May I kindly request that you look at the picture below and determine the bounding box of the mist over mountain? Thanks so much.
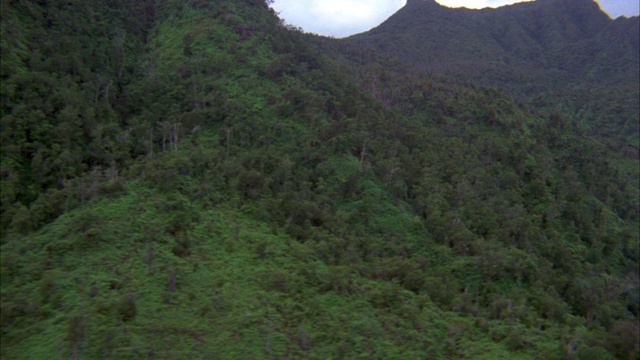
[330,0,639,143]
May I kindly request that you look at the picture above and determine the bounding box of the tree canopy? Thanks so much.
[1,0,638,359]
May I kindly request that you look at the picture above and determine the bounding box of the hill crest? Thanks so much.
[334,0,639,142]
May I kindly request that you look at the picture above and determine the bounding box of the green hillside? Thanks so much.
[1,0,638,359]
[331,0,640,146]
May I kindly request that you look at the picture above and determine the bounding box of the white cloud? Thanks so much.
[437,0,639,15]
[596,0,640,18]
[271,0,639,38]
[271,0,406,37]
[435,0,533,9]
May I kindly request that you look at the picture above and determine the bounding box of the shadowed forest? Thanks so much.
[1,0,638,359]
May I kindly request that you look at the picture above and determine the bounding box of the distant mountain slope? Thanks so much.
[331,0,639,144]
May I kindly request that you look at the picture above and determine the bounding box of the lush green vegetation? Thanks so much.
[1,0,638,359]
[332,0,640,146]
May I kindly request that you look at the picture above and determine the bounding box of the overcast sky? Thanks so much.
[270,0,640,38]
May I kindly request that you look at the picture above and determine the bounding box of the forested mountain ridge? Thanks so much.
[330,0,639,145]
[1,0,638,359]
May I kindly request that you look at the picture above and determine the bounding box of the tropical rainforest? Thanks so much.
[0,0,638,359]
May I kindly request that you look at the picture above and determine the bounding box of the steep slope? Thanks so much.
[332,0,639,144]
[1,0,638,359]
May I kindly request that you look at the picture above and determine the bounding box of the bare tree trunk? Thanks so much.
[387,166,400,186]
[566,334,580,358]
[109,159,118,179]
[359,141,367,173]
[172,122,179,151]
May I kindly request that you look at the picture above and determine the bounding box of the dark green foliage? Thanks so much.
[0,0,637,359]
[117,293,137,322]
[326,0,639,145]
[609,321,640,359]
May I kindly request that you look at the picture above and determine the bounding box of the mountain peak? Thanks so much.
[344,0,634,103]
[406,0,439,5]
[403,0,442,11]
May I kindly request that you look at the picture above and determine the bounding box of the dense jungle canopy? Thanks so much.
[1,0,638,358]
